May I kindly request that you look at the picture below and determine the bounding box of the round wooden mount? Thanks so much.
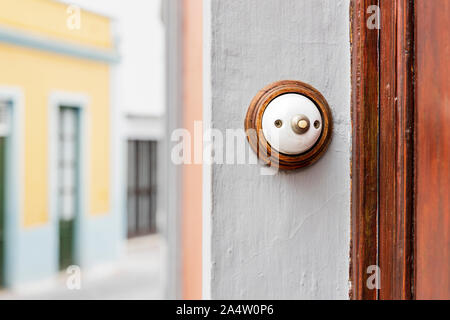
[244,80,333,170]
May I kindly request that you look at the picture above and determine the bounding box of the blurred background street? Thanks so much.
[0,235,163,300]
[0,0,169,300]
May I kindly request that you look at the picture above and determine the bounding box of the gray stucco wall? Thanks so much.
[207,0,351,299]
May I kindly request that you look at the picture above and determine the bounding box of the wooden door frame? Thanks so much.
[350,0,415,300]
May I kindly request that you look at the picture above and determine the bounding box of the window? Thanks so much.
[0,100,10,137]
[58,107,80,270]
[127,140,157,238]
[0,100,9,286]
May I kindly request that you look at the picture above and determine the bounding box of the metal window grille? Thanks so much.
[127,140,157,238]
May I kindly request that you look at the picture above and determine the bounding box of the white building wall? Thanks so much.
[205,0,351,299]
[63,0,166,259]
[66,0,165,119]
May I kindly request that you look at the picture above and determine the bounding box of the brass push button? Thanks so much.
[291,115,311,135]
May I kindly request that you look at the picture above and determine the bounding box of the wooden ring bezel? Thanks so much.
[244,80,333,170]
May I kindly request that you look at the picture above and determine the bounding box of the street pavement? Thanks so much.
[0,235,164,300]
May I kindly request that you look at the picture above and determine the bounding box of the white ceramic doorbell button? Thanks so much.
[261,93,323,155]
[245,80,332,170]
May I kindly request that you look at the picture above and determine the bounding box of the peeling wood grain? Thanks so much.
[351,0,415,300]
[378,0,415,300]
[350,0,379,300]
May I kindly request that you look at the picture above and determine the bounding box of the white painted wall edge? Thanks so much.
[202,0,212,300]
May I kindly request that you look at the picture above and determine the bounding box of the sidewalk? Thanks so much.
[0,235,164,300]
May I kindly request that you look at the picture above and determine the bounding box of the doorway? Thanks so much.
[0,99,10,287]
[0,128,5,287]
[126,140,157,238]
[57,106,80,270]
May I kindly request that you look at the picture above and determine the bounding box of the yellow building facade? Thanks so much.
[0,0,120,287]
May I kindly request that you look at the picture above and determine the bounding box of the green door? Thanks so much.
[58,107,79,270]
[59,219,74,270]
[0,137,5,286]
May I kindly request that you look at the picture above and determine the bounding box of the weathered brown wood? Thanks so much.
[415,0,450,300]
[245,80,333,170]
[351,0,417,300]
[350,0,379,300]
[378,0,415,300]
